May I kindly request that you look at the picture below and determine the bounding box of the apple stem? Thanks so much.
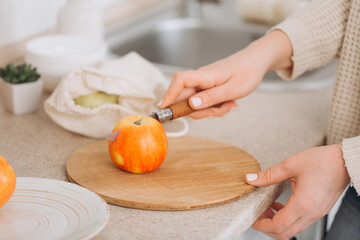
[134,117,145,125]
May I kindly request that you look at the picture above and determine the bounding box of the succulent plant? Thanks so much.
[0,63,40,84]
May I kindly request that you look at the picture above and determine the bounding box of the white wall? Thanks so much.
[0,0,123,48]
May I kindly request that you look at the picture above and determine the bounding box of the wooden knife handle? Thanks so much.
[168,99,195,120]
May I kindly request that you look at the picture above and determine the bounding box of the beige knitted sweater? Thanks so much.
[274,0,360,195]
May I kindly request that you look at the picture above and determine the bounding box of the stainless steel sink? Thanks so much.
[107,7,337,91]
[111,18,265,70]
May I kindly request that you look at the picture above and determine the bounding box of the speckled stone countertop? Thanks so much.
[0,87,332,240]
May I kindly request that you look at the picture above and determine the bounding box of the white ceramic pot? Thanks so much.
[57,0,104,42]
[0,77,43,115]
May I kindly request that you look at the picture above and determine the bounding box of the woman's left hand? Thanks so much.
[246,144,350,240]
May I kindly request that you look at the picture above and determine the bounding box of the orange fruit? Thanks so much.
[0,155,16,207]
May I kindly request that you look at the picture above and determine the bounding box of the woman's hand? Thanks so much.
[159,30,293,119]
[246,144,350,240]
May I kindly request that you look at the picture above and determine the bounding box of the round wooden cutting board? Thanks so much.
[66,136,260,211]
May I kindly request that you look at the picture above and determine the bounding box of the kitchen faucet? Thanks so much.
[182,0,221,18]
[181,0,237,20]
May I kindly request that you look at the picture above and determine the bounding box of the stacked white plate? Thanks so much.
[26,35,107,92]
[0,177,109,240]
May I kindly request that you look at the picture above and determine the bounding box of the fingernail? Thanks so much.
[246,173,258,181]
[191,97,202,108]
[230,106,237,111]
[157,99,163,107]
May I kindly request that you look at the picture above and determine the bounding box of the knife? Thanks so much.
[106,99,195,142]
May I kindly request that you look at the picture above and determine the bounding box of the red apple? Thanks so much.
[108,115,168,173]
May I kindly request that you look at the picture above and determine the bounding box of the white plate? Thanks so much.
[0,177,109,240]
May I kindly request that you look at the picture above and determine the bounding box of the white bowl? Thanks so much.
[26,35,107,92]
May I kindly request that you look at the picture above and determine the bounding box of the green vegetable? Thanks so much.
[73,92,119,108]
[0,63,40,84]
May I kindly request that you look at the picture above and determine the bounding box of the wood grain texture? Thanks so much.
[66,136,260,211]
[169,99,194,119]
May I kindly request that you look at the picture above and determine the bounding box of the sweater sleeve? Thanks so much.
[342,136,360,195]
[272,0,351,80]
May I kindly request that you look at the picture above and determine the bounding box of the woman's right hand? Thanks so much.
[158,30,293,119]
